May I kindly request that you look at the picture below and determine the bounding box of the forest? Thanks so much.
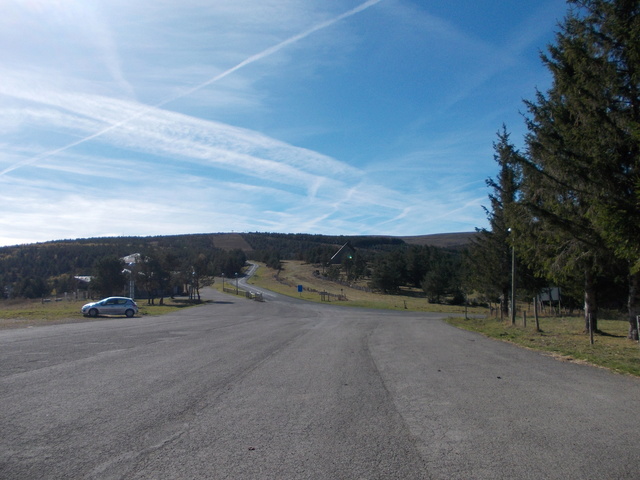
[0,231,465,306]
[0,235,247,303]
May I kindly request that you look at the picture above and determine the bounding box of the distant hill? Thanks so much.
[0,231,477,254]
[0,231,478,299]
[400,232,477,249]
[206,232,477,253]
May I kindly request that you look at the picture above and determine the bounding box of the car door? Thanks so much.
[114,298,127,315]
[103,298,119,314]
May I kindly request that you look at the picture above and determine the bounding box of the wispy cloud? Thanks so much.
[1,0,385,177]
[0,0,564,245]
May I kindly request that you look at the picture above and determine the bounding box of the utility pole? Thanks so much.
[511,243,516,325]
[508,228,516,326]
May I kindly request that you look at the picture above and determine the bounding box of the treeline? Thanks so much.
[368,245,465,304]
[1,231,466,305]
[242,232,404,268]
[0,235,246,301]
[465,0,640,338]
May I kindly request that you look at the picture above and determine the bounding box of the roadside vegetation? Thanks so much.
[447,314,640,377]
[454,1,640,375]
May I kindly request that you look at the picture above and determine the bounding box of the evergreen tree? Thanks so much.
[369,250,406,293]
[406,245,433,288]
[520,0,640,336]
[422,255,460,304]
[91,256,125,297]
[467,126,522,316]
[139,253,171,305]
[17,277,49,299]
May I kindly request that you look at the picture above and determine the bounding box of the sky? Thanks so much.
[0,0,570,247]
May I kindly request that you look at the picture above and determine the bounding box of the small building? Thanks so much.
[329,242,356,265]
[123,253,141,265]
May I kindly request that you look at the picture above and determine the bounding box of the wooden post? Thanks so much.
[523,311,527,328]
[589,314,594,345]
[534,297,541,332]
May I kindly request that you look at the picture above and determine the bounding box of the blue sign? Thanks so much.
[297,285,303,293]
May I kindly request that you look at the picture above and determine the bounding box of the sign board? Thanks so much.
[297,285,303,293]
[539,287,561,302]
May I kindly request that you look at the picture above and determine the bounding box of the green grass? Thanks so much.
[446,315,640,376]
[0,299,84,320]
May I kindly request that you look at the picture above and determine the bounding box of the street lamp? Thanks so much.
[235,272,238,295]
[508,228,516,326]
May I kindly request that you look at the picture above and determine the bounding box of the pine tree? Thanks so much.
[521,0,640,337]
[467,126,521,316]
[92,256,125,298]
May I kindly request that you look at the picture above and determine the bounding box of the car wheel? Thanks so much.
[125,309,135,318]
[89,308,98,318]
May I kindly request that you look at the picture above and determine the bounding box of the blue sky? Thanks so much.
[0,0,568,246]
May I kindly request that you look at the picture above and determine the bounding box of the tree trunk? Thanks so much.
[627,271,640,340]
[584,269,598,333]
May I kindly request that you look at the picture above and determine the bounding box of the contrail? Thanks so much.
[1,0,385,177]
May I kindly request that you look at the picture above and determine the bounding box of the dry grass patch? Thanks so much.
[447,315,640,376]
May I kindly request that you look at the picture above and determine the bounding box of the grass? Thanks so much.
[446,315,640,376]
[0,296,200,329]
[247,260,487,314]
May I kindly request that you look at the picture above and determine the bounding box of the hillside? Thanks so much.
[210,232,477,252]
[0,231,476,300]
[400,232,477,248]
[211,233,254,252]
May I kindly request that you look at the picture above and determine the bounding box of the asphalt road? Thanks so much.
[1,287,640,479]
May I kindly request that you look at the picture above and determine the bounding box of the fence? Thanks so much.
[222,286,264,302]
[42,291,89,303]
